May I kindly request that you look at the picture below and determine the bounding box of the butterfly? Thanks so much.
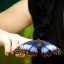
[14,39,63,58]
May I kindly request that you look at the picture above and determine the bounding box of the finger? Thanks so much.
[4,38,11,56]
[11,39,19,54]
[16,35,32,46]
[10,34,32,46]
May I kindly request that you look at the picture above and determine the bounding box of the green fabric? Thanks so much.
[20,25,33,39]
[0,0,33,64]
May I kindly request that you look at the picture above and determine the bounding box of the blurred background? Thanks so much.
[0,0,33,64]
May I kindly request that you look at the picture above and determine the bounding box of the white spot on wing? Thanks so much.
[41,47,49,53]
[22,44,32,50]
[46,44,57,51]
[30,46,38,52]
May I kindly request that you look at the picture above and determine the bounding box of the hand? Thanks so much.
[0,29,32,57]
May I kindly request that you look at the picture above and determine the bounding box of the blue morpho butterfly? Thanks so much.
[14,39,63,58]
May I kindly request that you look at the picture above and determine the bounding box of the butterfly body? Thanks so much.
[14,39,64,58]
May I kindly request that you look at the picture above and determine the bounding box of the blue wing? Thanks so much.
[41,40,58,57]
[14,40,58,57]
[41,40,57,53]
[14,40,38,56]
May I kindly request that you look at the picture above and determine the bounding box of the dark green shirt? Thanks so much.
[0,0,19,12]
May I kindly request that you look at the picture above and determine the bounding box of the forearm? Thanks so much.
[0,0,32,33]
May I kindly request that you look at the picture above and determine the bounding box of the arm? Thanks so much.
[0,0,32,56]
[0,28,32,56]
[0,0,32,33]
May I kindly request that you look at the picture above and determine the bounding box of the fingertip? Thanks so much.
[4,38,11,56]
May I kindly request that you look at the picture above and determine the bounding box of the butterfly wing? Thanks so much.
[46,44,63,55]
[14,40,63,57]
[41,40,52,57]
[14,40,38,56]
[41,40,64,57]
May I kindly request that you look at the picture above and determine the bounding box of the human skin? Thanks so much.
[0,0,32,33]
[0,0,32,57]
